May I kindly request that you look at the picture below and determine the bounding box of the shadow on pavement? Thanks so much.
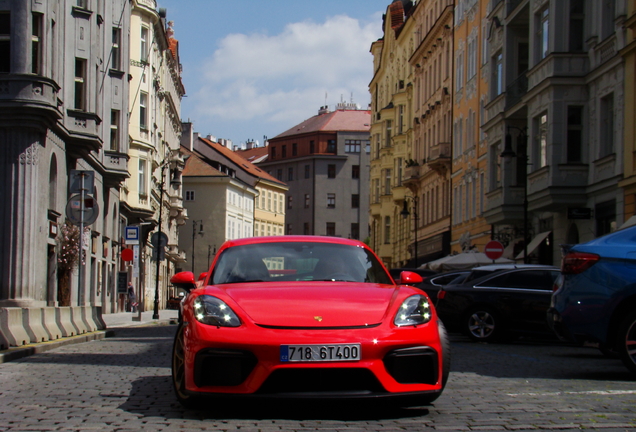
[119,375,433,421]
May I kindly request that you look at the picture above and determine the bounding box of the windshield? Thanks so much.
[210,242,393,285]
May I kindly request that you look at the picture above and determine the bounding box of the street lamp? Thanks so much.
[153,156,182,319]
[500,126,529,264]
[191,220,204,273]
[400,195,419,268]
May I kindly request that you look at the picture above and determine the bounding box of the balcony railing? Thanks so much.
[427,142,451,174]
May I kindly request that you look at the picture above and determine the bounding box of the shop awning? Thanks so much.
[515,231,551,260]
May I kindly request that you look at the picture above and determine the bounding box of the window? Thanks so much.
[140,27,149,62]
[467,36,477,81]
[327,193,335,208]
[351,194,359,208]
[185,190,195,201]
[282,145,287,158]
[287,224,292,235]
[352,165,360,179]
[493,52,503,97]
[600,94,614,157]
[489,143,501,189]
[385,120,392,147]
[304,223,310,235]
[304,164,310,179]
[74,58,87,110]
[267,191,271,211]
[535,113,548,168]
[569,0,585,51]
[398,105,404,134]
[76,0,88,8]
[345,140,361,153]
[287,167,293,181]
[328,164,336,178]
[326,222,336,236]
[138,159,147,196]
[304,194,310,208]
[110,110,120,151]
[384,169,392,195]
[309,141,315,153]
[139,92,148,129]
[384,216,391,244]
[327,140,336,153]
[32,13,43,74]
[601,0,615,39]
[567,106,583,162]
[0,12,10,73]
[287,195,292,209]
[292,143,297,156]
[456,51,464,90]
[595,200,615,237]
[350,223,360,240]
[537,8,549,61]
[271,147,276,159]
[276,169,283,181]
[112,27,121,70]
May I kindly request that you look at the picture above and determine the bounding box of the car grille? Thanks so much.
[383,347,438,385]
[194,349,257,387]
[257,368,385,394]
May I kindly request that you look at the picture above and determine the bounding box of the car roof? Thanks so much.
[220,235,366,248]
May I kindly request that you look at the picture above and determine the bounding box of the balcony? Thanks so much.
[103,151,129,180]
[427,142,451,175]
[505,73,528,111]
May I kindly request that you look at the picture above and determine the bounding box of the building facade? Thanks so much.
[261,105,370,241]
[122,1,186,312]
[449,0,492,254]
[483,0,626,264]
[0,0,131,347]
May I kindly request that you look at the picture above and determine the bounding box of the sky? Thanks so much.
[155,0,389,148]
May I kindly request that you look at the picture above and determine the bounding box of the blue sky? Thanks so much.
[156,0,388,147]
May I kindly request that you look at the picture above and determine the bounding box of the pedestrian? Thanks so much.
[127,282,138,313]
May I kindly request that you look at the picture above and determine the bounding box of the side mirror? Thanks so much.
[197,272,208,281]
[170,271,197,291]
[398,271,423,285]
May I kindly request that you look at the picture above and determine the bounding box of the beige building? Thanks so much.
[449,0,491,254]
[404,0,454,265]
[369,0,417,268]
[122,1,187,311]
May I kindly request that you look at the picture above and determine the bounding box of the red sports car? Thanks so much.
[169,236,450,408]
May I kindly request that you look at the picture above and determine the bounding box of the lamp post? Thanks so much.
[191,220,204,273]
[500,126,529,264]
[400,195,419,267]
[153,156,182,320]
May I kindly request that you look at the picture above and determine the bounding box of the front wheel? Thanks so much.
[172,324,199,408]
[464,307,504,342]
[617,310,636,374]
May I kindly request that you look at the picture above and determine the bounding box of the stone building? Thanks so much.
[483,0,626,264]
[0,0,130,347]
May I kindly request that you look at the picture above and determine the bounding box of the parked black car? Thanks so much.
[436,265,560,342]
[389,268,449,302]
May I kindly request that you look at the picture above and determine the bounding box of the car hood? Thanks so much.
[216,282,399,327]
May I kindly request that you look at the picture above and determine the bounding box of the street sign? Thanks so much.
[125,226,140,245]
[69,170,95,194]
[484,240,505,260]
[65,194,99,226]
[121,248,134,261]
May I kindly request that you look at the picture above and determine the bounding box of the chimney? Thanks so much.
[180,122,194,151]
[318,105,330,115]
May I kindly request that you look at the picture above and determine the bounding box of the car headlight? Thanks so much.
[193,295,241,327]
[394,295,432,326]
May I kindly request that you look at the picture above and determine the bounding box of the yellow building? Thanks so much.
[620,2,636,221]
[449,0,491,254]
[404,0,455,265]
[369,0,417,268]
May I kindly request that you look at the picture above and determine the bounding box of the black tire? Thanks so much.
[616,310,636,374]
[464,306,504,342]
[172,324,199,408]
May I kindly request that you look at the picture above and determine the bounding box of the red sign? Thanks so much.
[484,240,505,260]
[121,248,134,262]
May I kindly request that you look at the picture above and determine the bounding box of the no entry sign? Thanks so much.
[484,240,505,260]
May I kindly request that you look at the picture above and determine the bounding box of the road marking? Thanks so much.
[508,390,636,397]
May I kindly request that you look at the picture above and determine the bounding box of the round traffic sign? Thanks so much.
[65,193,99,226]
[484,240,505,260]
[121,248,134,261]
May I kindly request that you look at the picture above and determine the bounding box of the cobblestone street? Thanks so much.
[0,323,635,431]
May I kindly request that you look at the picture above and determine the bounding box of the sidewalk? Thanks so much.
[0,309,179,364]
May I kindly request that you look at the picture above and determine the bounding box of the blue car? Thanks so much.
[547,225,636,373]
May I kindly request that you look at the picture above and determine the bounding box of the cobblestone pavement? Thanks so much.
[0,323,635,431]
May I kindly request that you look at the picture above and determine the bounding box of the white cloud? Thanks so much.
[190,14,381,133]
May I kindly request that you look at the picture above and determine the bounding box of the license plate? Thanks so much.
[280,344,361,362]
